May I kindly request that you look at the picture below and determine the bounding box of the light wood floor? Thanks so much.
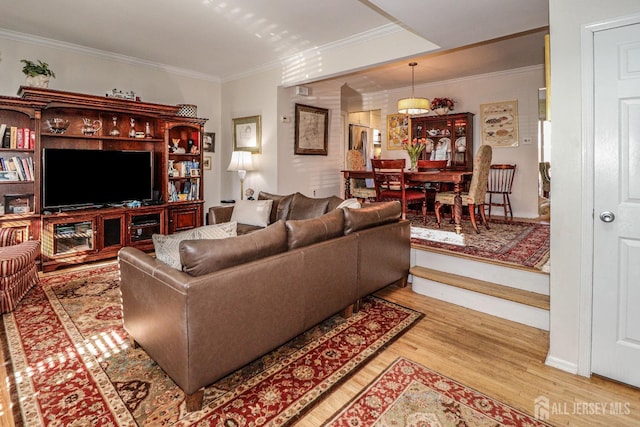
[3,277,639,426]
[298,284,640,426]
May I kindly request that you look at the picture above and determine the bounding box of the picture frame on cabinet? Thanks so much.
[203,156,212,170]
[387,114,410,150]
[294,103,328,155]
[233,116,261,153]
[203,132,215,152]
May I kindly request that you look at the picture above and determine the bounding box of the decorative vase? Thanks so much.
[409,155,418,171]
[25,75,50,88]
[433,107,449,116]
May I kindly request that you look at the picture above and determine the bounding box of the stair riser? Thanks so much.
[411,248,549,295]
[412,277,550,331]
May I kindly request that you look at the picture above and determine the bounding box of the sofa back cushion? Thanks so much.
[152,222,238,270]
[343,201,402,235]
[288,192,340,220]
[258,191,294,224]
[180,220,288,276]
[285,208,345,250]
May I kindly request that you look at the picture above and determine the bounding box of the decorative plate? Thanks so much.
[455,137,466,152]
[439,137,452,152]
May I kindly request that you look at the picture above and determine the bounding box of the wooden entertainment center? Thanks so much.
[0,87,207,271]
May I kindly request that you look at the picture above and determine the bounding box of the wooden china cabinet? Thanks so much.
[0,87,208,271]
[410,112,474,171]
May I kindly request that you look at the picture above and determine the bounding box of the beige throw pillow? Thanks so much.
[230,199,273,227]
[152,221,237,270]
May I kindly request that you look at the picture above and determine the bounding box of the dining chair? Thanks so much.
[346,149,376,203]
[415,159,448,212]
[434,144,492,233]
[486,164,517,219]
[371,158,426,222]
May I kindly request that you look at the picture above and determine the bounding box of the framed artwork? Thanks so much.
[203,132,215,152]
[294,103,328,155]
[480,100,519,147]
[233,115,261,153]
[203,156,212,170]
[387,114,410,150]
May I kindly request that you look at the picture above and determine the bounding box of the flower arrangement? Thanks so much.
[431,97,455,111]
[402,137,426,170]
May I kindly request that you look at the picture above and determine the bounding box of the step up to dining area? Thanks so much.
[410,246,550,331]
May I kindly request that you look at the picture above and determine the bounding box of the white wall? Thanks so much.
[546,0,640,375]
[306,66,544,218]
[0,34,222,213]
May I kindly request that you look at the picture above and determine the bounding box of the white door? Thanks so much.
[592,22,640,387]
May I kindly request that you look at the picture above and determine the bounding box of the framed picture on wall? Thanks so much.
[387,114,410,150]
[294,103,328,155]
[480,100,519,147]
[233,115,261,153]
[203,132,215,152]
[203,156,212,170]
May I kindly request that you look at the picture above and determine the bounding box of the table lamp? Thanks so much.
[227,151,255,200]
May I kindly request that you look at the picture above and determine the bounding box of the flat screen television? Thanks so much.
[42,148,154,210]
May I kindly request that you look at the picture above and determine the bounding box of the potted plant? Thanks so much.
[21,59,55,88]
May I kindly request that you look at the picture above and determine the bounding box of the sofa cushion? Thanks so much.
[285,208,345,250]
[336,198,361,210]
[180,220,288,277]
[258,191,294,224]
[326,195,345,211]
[343,201,402,235]
[152,222,238,269]
[230,199,273,228]
[287,192,331,220]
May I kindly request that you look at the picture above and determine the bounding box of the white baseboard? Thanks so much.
[545,355,580,375]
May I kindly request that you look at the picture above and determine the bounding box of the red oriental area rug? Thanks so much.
[1,263,422,426]
[408,214,550,271]
[323,357,552,427]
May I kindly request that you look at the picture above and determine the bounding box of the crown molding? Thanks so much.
[0,28,221,83]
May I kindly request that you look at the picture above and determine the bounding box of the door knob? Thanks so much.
[599,211,615,223]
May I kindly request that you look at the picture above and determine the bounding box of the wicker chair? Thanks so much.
[0,228,40,314]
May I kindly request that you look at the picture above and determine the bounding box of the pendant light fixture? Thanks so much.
[397,62,430,115]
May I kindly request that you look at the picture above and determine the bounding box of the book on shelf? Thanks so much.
[21,157,32,181]
[9,127,17,149]
[10,157,26,181]
[0,124,6,144]
[2,128,10,148]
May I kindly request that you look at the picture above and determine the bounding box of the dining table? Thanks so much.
[341,169,473,234]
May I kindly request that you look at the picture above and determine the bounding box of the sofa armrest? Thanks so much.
[208,205,234,225]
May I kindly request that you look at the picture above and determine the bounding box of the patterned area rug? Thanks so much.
[408,214,550,271]
[1,264,422,426]
[323,357,552,426]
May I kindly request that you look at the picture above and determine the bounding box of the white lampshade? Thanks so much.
[227,151,255,172]
[227,151,255,200]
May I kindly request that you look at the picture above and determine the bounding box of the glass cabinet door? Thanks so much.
[51,220,95,256]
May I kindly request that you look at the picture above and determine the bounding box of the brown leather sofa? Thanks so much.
[208,191,344,234]
[118,200,410,411]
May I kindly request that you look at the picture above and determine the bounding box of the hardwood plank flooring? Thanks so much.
[2,277,639,426]
[298,284,640,426]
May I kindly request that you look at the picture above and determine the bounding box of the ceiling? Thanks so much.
[0,0,549,93]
